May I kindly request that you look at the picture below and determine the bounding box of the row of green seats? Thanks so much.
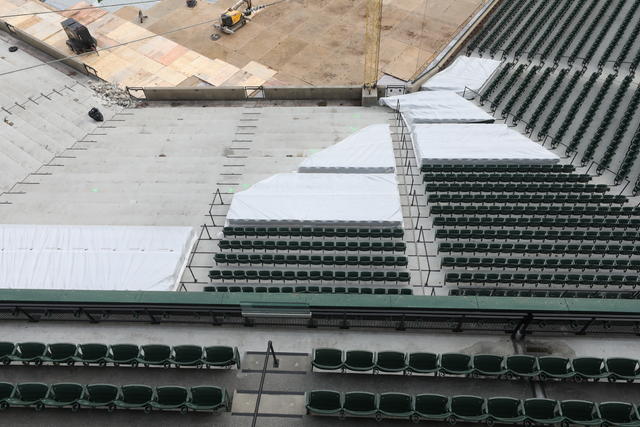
[214,253,408,267]
[451,288,639,300]
[432,204,640,217]
[312,349,640,382]
[439,242,640,256]
[434,216,640,229]
[306,391,640,426]
[0,342,239,369]
[442,256,640,271]
[218,240,406,252]
[0,383,228,413]
[209,270,410,283]
[425,183,608,194]
[445,272,640,287]
[420,164,575,173]
[222,226,403,239]
[204,286,412,295]
[423,172,590,183]
[427,193,626,204]
[436,228,640,242]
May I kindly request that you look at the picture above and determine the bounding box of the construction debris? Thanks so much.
[88,81,133,107]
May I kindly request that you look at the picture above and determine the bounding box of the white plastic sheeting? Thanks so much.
[421,56,502,94]
[0,225,196,291]
[412,124,560,165]
[227,173,403,226]
[379,91,494,125]
[298,124,395,174]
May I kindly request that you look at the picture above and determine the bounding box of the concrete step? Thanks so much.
[0,118,57,163]
[7,104,79,151]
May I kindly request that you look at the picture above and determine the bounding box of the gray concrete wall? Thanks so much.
[140,86,366,102]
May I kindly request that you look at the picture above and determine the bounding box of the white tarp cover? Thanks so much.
[298,124,395,173]
[379,91,494,125]
[421,56,502,94]
[413,124,560,165]
[227,173,403,226]
[0,225,196,291]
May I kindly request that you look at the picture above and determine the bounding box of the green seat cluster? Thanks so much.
[305,391,640,426]
[440,242,640,257]
[204,285,412,295]
[421,164,573,174]
[445,272,640,287]
[218,240,406,252]
[432,204,640,216]
[223,226,403,239]
[442,256,640,271]
[424,172,590,183]
[434,216,640,228]
[0,382,229,413]
[451,288,639,300]
[437,229,640,242]
[426,182,608,194]
[214,253,408,267]
[0,342,240,369]
[312,349,640,382]
[428,193,626,204]
[208,269,409,283]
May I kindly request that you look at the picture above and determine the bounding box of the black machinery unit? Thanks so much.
[61,18,97,54]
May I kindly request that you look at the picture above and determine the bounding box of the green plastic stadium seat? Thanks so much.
[523,399,563,425]
[375,351,407,373]
[150,386,188,412]
[305,390,342,416]
[572,357,606,380]
[343,392,377,416]
[41,383,84,409]
[407,352,438,374]
[11,342,46,364]
[606,358,640,382]
[77,384,119,410]
[186,386,228,412]
[172,345,203,367]
[486,397,525,424]
[472,354,506,377]
[137,344,171,367]
[0,342,15,365]
[414,394,450,421]
[0,382,15,409]
[450,395,488,423]
[378,393,413,418]
[7,382,49,408]
[560,400,601,426]
[42,343,77,365]
[506,355,539,378]
[440,353,472,375]
[344,350,375,371]
[114,384,154,411]
[312,348,343,371]
[598,402,640,427]
[203,346,239,368]
[106,344,140,366]
[538,356,574,380]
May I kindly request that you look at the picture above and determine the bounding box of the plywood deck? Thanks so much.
[0,0,485,86]
[0,0,276,87]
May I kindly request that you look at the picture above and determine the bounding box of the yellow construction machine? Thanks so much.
[214,0,286,35]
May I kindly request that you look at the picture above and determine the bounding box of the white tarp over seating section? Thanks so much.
[421,56,502,94]
[0,225,196,291]
[298,124,395,174]
[227,173,402,227]
[413,124,560,165]
[379,91,494,126]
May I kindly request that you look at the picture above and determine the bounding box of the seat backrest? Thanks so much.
[487,397,521,418]
[190,386,223,406]
[345,350,374,368]
[173,345,203,362]
[598,402,637,423]
[313,348,342,366]
[110,344,139,360]
[606,357,639,376]
[0,382,15,400]
[344,392,376,412]
[48,343,77,358]
[51,383,84,402]
[121,385,153,404]
[441,353,471,370]
[524,399,559,420]
[17,342,46,358]
[376,351,406,369]
[572,357,604,376]
[307,390,341,410]
[17,383,49,401]
[379,393,412,413]
[451,395,485,416]
[0,342,15,357]
[79,343,108,360]
[204,346,234,363]
[560,400,597,422]
[538,356,569,374]
[86,384,119,403]
[141,344,171,361]
[156,386,188,405]
[415,394,448,415]
[409,352,438,370]
[472,354,504,372]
